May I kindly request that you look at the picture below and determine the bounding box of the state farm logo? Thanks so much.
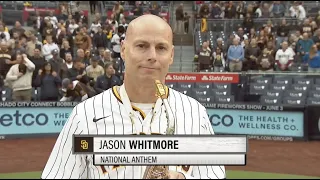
[201,76,209,81]
[165,75,173,80]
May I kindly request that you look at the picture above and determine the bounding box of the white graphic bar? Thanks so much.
[94,154,246,166]
[92,136,247,154]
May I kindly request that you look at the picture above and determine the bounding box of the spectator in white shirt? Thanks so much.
[42,36,59,61]
[111,26,125,58]
[68,19,79,35]
[275,41,295,71]
[0,24,10,42]
[89,19,101,36]
[297,2,306,21]
[48,11,58,29]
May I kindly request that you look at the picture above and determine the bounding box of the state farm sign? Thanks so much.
[165,73,239,83]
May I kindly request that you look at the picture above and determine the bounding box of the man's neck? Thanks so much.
[123,76,161,104]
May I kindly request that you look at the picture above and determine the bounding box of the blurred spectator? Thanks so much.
[260,3,271,18]
[94,62,121,94]
[42,20,56,42]
[257,30,267,50]
[243,13,254,33]
[184,12,191,34]
[60,40,73,59]
[235,27,248,44]
[113,1,124,21]
[26,32,43,57]
[132,1,144,16]
[68,19,79,35]
[77,49,90,66]
[60,78,96,102]
[312,29,320,48]
[89,18,102,36]
[5,54,35,101]
[300,19,313,38]
[75,27,92,52]
[49,49,67,79]
[63,53,74,70]
[0,24,10,42]
[30,47,45,87]
[111,26,125,58]
[275,41,294,71]
[248,28,257,40]
[271,1,285,18]
[276,19,289,49]
[297,2,306,21]
[0,42,14,80]
[93,26,108,49]
[34,62,61,101]
[12,40,26,60]
[296,33,314,63]
[150,3,160,16]
[213,47,226,72]
[258,48,275,72]
[78,11,88,25]
[227,38,244,72]
[194,42,212,71]
[9,21,25,38]
[99,49,113,67]
[244,38,261,71]
[174,3,184,34]
[42,36,59,61]
[211,1,222,19]
[289,1,300,19]
[266,41,276,58]
[86,56,104,81]
[214,38,227,55]
[89,1,98,14]
[67,59,90,84]
[224,1,236,19]
[236,1,245,19]
[303,44,320,72]
[48,11,58,29]
[8,32,20,49]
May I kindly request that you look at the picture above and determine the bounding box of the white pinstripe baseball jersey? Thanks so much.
[41,86,226,179]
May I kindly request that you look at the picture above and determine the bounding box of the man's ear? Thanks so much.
[120,40,126,62]
[169,45,174,65]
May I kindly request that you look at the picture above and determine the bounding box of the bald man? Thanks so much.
[41,15,226,179]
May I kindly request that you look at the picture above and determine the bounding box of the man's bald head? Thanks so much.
[125,14,173,44]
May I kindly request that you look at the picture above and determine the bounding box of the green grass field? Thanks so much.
[0,170,319,179]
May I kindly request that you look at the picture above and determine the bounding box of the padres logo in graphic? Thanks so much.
[81,140,88,150]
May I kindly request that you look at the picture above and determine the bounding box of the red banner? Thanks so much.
[165,73,239,83]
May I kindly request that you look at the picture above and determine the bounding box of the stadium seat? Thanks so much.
[263,90,283,98]
[212,89,231,96]
[260,96,282,105]
[282,97,306,105]
[273,76,293,85]
[284,90,307,99]
[308,90,320,98]
[307,97,320,105]
[176,82,194,89]
[293,78,314,86]
[311,84,320,91]
[194,96,215,103]
[269,84,290,91]
[290,84,310,92]
[251,77,272,84]
[1,87,12,101]
[192,88,212,97]
[212,83,231,90]
[249,83,269,95]
[194,83,212,89]
[215,95,234,103]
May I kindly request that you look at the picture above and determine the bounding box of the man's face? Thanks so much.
[75,61,83,70]
[106,65,115,75]
[13,32,19,39]
[233,38,239,45]
[46,37,53,44]
[104,51,111,59]
[238,28,244,35]
[121,19,174,82]
[15,21,21,28]
[65,54,72,62]
[303,33,308,40]
[1,43,7,50]
[77,50,84,58]
[282,42,288,49]
[34,49,40,56]
[250,39,257,46]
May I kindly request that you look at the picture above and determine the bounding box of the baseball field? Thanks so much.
[0,137,320,179]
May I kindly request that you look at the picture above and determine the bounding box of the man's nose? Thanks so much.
[147,47,157,61]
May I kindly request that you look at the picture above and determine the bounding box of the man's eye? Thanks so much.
[137,44,145,48]
[158,46,167,50]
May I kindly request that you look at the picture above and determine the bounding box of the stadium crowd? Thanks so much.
[194,1,320,73]
[0,1,169,102]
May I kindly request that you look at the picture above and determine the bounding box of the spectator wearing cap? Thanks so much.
[29,47,45,87]
[42,36,59,61]
[67,59,90,85]
[86,56,104,81]
[60,78,95,102]
[94,62,121,94]
[93,26,108,49]
[227,38,244,72]
[26,32,43,57]
[34,62,61,101]
[49,49,67,79]
[5,54,35,101]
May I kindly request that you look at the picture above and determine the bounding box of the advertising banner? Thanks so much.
[165,73,239,83]
[207,108,305,140]
[0,107,72,136]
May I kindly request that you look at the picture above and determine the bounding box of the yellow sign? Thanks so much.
[81,140,88,150]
